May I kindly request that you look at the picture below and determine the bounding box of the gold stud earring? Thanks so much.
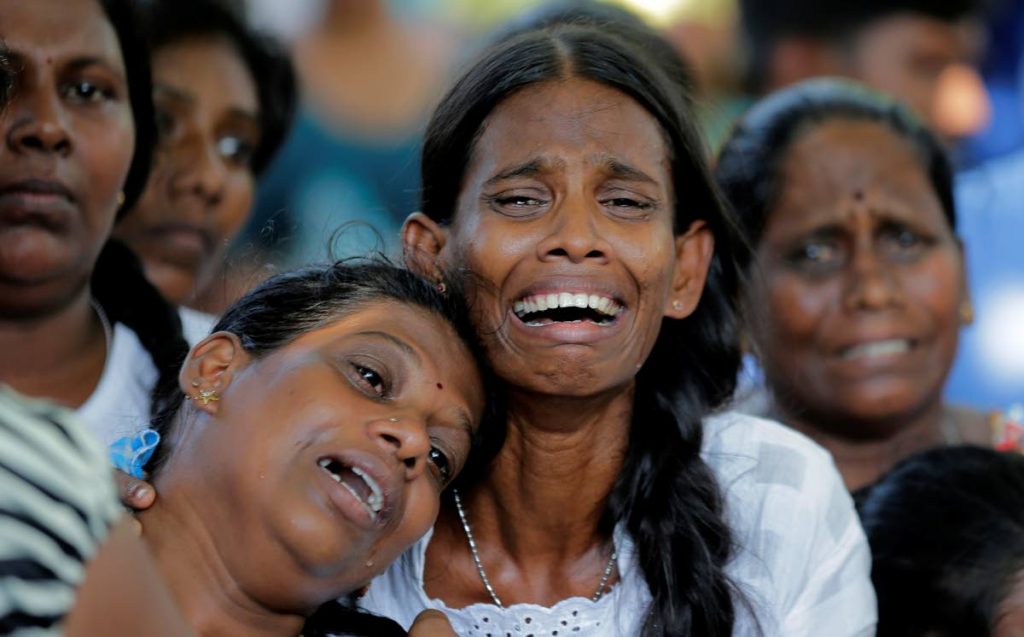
[196,389,219,406]
[960,300,975,326]
[671,300,684,311]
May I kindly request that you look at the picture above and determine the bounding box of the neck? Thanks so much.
[467,384,633,561]
[140,493,305,637]
[774,398,948,491]
[0,290,106,408]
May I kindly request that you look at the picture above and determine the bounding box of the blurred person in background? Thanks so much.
[113,0,295,319]
[237,0,456,279]
[716,79,1010,491]
[736,0,1021,413]
[856,446,1024,637]
[737,0,991,142]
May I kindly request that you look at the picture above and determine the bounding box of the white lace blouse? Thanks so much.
[361,412,877,636]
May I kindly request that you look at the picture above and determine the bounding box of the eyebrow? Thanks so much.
[154,83,194,104]
[155,83,260,125]
[64,56,123,76]
[484,157,658,187]
[5,51,122,76]
[353,330,421,364]
[485,158,557,186]
[602,159,658,185]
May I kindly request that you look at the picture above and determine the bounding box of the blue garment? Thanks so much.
[946,149,1024,408]
[243,107,422,265]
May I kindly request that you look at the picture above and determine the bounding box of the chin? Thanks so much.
[144,263,197,306]
[833,392,936,433]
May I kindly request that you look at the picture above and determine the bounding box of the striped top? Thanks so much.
[0,387,122,635]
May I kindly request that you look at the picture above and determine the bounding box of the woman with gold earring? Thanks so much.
[717,79,1014,491]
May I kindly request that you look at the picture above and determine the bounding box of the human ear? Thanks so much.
[955,237,973,325]
[665,220,715,319]
[402,212,449,278]
[177,331,249,414]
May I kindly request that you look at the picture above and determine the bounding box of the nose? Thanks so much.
[169,134,226,207]
[6,86,72,156]
[367,416,432,481]
[842,244,902,312]
[535,197,611,264]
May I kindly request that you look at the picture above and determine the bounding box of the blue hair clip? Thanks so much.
[109,429,161,479]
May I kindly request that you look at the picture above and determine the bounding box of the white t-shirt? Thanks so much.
[77,308,216,446]
[361,412,877,636]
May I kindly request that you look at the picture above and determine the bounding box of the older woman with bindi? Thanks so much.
[360,26,876,636]
[715,79,1002,491]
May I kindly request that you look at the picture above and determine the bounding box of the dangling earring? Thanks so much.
[960,300,974,326]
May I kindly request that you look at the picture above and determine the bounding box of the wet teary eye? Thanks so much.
[428,446,452,484]
[62,79,114,103]
[352,364,388,398]
[788,240,841,267]
[486,192,549,218]
[878,222,936,262]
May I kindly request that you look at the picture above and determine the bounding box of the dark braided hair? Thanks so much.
[144,259,503,636]
[421,25,749,636]
[91,0,189,418]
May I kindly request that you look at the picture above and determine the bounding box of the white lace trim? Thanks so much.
[415,525,649,636]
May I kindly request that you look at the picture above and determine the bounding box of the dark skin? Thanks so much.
[746,118,987,490]
[114,35,260,306]
[405,78,714,606]
[143,302,483,636]
[121,78,715,609]
[0,0,135,407]
[765,12,987,138]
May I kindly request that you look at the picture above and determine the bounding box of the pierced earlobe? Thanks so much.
[959,300,974,326]
[185,388,220,406]
[671,300,684,311]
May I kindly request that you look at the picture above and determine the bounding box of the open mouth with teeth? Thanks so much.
[840,338,915,361]
[317,457,384,521]
[513,292,622,327]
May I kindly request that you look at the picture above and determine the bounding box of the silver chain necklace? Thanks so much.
[451,488,617,609]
